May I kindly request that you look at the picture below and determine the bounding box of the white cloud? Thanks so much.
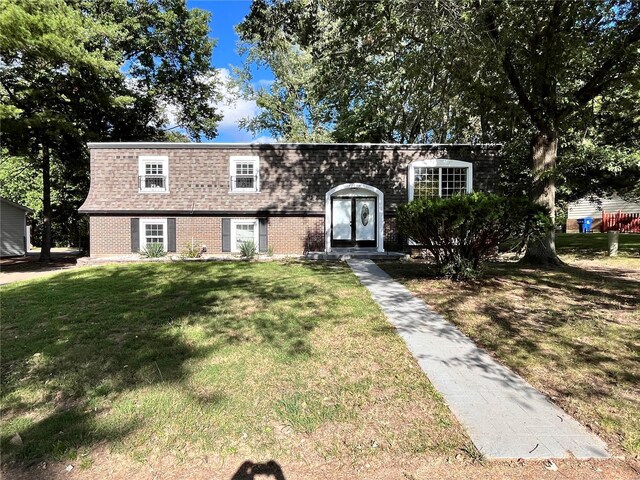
[215,68,259,131]
[251,135,277,144]
[163,101,180,129]
[157,68,274,142]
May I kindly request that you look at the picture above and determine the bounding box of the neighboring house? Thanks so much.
[567,195,640,232]
[0,197,32,257]
[79,143,500,256]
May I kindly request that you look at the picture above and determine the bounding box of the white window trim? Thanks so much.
[230,219,259,252]
[139,218,168,251]
[138,156,169,193]
[407,159,473,201]
[229,156,260,193]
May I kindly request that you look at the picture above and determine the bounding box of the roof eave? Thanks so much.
[0,196,34,213]
[87,142,503,150]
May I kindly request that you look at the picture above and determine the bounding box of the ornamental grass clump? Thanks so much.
[140,243,166,258]
[397,193,550,280]
[239,240,257,259]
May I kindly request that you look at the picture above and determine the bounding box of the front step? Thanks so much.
[305,251,408,261]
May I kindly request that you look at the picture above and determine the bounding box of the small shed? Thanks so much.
[1,197,33,257]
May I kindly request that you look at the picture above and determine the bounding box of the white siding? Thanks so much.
[1,201,27,257]
[567,196,640,219]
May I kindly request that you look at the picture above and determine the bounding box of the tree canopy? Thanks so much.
[239,0,639,157]
[0,0,222,259]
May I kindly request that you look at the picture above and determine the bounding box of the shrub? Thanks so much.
[182,240,206,258]
[397,193,550,280]
[239,240,257,259]
[140,243,166,258]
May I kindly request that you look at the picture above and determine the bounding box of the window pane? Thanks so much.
[144,176,165,189]
[145,163,163,175]
[441,168,467,198]
[235,224,255,250]
[414,167,438,199]
[145,224,164,247]
[236,163,254,175]
[235,176,255,189]
[145,224,163,236]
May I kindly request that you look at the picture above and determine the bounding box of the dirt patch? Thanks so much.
[0,250,81,284]
[2,453,638,480]
[563,256,640,281]
[1,249,80,271]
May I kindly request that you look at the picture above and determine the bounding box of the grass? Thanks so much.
[555,233,640,257]
[380,259,640,458]
[0,261,466,469]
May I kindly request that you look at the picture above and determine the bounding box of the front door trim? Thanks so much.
[325,183,384,253]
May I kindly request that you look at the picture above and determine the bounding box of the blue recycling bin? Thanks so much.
[577,217,593,233]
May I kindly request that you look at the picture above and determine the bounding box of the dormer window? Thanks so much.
[408,159,472,200]
[139,156,169,193]
[230,156,260,193]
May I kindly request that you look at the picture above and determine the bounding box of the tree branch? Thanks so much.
[0,79,20,104]
[560,21,640,120]
[482,1,547,132]
[540,0,564,104]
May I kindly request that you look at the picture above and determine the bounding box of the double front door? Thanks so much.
[331,196,376,248]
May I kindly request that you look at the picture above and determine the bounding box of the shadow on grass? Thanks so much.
[0,250,81,274]
[381,260,640,397]
[0,261,351,467]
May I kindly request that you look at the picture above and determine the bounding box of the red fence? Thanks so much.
[602,210,640,233]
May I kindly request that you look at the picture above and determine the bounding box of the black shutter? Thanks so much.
[167,218,176,252]
[259,218,268,252]
[131,218,139,252]
[222,218,231,252]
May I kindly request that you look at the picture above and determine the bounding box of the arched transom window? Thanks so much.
[408,159,473,200]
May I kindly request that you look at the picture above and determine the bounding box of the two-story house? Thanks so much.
[79,143,500,256]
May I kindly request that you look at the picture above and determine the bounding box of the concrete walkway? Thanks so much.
[348,259,610,459]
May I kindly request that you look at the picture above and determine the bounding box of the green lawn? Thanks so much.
[0,261,465,469]
[380,259,640,458]
[555,233,640,257]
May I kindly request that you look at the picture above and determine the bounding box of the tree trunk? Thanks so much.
[521,130,563,266]
[39,145,52,263]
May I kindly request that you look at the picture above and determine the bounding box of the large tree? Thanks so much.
[473,0,640,264]
[238,0,640,265]
[0,0,221,261]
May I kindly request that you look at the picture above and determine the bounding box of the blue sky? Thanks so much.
[186,0,275,142]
